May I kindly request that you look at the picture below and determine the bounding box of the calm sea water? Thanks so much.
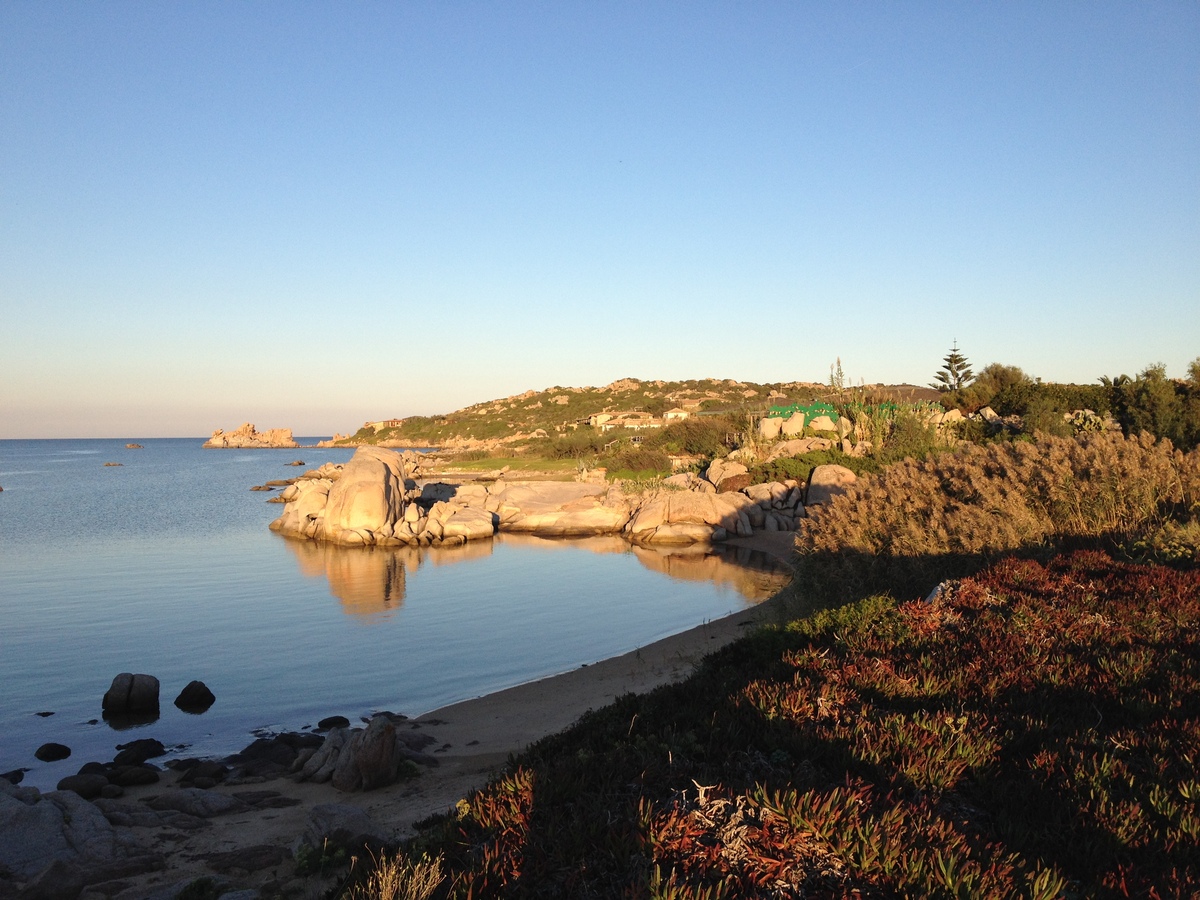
[0,439,789,789]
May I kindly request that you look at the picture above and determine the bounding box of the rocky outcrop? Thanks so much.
[270,447,424,546]
[203,422,298,449]
[0,778,159,888]
[705,458,751,493]
[272,447,815,549]
[298,717,434,792]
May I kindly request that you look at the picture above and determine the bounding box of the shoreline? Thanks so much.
[5,532,799,897]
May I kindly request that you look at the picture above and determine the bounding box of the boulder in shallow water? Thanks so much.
[174,680,216,712]
[102,673,160,716]
[35,742,71,762]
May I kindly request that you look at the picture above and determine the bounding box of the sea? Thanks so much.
[0,438,790,789]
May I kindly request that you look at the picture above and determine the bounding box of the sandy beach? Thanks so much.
[5,533,798,899]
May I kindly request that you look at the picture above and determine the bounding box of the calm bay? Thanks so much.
[0,439,789,789]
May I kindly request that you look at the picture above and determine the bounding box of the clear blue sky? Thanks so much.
[2,2,1197,438]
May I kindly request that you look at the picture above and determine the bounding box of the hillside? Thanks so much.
[336,378,941,449]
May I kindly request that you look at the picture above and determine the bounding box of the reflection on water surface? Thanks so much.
[281,532,792,619]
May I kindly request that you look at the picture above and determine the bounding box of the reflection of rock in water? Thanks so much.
[631,544,792,601]
[281,540,408,618]
[279,532,786,614]
[279,537,496,618]
[423,538,495,567]
[495,533,631,555]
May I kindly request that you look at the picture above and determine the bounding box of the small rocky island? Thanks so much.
[203,422,298,449]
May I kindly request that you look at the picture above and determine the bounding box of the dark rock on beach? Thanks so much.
[172,757,231,788]
[114,737,166,766]
[109,764,161,787]
[56,772,109,799]
[224,732,323,780]
[174,680,216,712]
[302,803,389,855]
[317,715,351,731]
[34,742,71,762]
[146,787,251,818]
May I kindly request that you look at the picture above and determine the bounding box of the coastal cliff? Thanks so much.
[203,423,298,449]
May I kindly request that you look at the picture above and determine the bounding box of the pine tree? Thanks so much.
[931,342,974,393]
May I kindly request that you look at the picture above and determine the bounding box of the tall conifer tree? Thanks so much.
[931,342,974,392]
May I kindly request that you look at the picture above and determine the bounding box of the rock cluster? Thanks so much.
[203,422,299,449]
[297,716,436,792]
[0,777,163,892]
[270,447,859,549]
[1,720,417,897]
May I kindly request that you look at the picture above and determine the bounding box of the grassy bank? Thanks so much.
[333,433,1200,899]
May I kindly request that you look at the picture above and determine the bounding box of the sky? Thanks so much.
[2,3,1197,438]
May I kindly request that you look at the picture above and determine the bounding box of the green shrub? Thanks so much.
[749,450,879,485]
[872,408,945,464]
[605,448,671,475]
[643,415,740,458]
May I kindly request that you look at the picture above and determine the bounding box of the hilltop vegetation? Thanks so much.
[339,377,939,450]
[337,360,1200,490]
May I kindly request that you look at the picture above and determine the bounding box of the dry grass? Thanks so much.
[342,851,444,900]
[796,431,1200,601]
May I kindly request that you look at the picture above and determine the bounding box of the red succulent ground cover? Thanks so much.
[404,551,1199,898]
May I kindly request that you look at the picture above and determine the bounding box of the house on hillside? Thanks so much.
[595,411,664,432]
[663,407,691,421]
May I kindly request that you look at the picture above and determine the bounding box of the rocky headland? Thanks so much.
[268,446,855,548]
[203,423,298,450]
